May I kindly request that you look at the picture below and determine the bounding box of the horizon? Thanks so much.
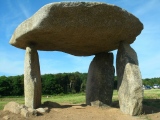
[0,71,159,79]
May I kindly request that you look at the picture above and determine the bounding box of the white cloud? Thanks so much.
[18,3,31,18]
[38,52,94,74]
[39,58,65,74]
[0,51,24,76]
[139,54,160,78]
[0,1,31,41]
[133,0,160,16]
[0,59,24,76]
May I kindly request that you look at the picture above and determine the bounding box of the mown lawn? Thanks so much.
[143,89,160,108]
[0,93,86,110]
[0,89,159,110]
[0,96,24,110]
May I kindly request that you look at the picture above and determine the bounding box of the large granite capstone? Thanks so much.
[9,2,143,56]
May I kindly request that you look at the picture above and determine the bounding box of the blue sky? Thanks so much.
[0,0,160,78]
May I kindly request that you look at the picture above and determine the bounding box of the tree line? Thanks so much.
[0,72,159,96]
[143,77,160,86]
[0,72,87,96]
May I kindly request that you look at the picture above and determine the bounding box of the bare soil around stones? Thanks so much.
[0,102,160,120]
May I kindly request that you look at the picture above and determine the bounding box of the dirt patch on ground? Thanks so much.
[0,102,160,120]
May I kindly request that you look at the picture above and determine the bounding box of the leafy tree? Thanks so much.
[0,76,12,96]
[10,75,24,96]
[143,77,160,86]
[1,72,159,96]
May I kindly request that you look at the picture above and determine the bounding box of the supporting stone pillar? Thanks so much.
[24,45,41,109]
[86,52,115,106]
[116,42,143,116]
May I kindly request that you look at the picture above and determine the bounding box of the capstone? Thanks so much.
[9,2,143,56]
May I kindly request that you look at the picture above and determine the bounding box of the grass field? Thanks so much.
[143,89,160,109]
[0,89,159,110]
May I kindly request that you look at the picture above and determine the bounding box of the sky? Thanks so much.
[0,0,160,79]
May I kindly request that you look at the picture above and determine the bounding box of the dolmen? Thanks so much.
[9,2,143,116]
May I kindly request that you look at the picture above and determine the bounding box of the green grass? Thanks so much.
[0,89,159,110]
[42,92,86,104]
[0,93,86,110]
[112,90,118,101]
[0,96,24,110]
[144,89,160,99]
[143,89,160,108]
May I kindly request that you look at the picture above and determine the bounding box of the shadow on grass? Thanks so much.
[142,99,160,114]
[41,99,160,115]
[112,99,160,115]
[111,101,119,108]
[41,101,87,113]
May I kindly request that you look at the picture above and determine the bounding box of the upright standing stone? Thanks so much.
[24,45,41,109]
[86,52,115,106]
[116,42,143,115]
